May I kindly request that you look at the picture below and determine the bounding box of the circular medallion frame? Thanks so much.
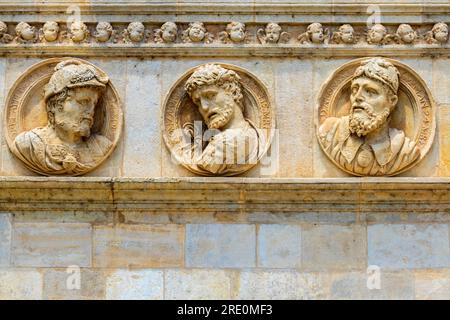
[316,57,436,176]
[4,57,123,176]
[162,63,276,176]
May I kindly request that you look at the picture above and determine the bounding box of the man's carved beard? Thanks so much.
[206,101,234,130]
[349,104,390,137]
[56,116,93,139]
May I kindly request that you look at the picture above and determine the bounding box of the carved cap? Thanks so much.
[44,60,109,102]
[352,57,400,94]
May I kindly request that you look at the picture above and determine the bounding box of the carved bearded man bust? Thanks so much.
[183,64,261,175]
[318,58,420,176]
[14,60,112,175]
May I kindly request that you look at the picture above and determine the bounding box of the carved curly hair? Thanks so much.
[185,64,244,111]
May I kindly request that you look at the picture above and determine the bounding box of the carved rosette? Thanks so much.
[4,57,123,176]
[316,57,436,176]
[162,63,275,176]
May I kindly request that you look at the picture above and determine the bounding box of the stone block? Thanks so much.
[43,268,106,300]
[122,59,162,177]
[302,224,367,271]
[106,269,163,300]
[93,224,184,268]
[274,59,313,177]
[12,223,92,267]
[329,271,415,300]
[257,224,301,268]
[414,270,450,300]
[0,214,11,266]
[0,270,43,300]
[433,58,450,105]
[368,224,450,269]
[236,270,327,299]
[439,104,450,176]
[165,269,234,299]
[186,224,256,268]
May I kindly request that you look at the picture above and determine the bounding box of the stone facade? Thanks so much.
[0,0,449,300]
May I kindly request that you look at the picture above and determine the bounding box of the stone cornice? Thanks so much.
[0,44,449,58]
[0,177,448,214]
[0,3,449,18]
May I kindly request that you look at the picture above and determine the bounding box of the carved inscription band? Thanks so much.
[4,57,435,177]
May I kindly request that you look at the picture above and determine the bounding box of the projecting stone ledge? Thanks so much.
[0,177,448,216]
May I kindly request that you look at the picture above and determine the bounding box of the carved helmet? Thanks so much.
[44,59,109,102]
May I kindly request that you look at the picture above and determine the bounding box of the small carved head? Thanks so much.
[307,22,325,44]
[338,24,355,44]
[70,21,89,42]
[44,60,109,139]
[127,22,145,42]
[185,64,244,129]
[0,21,7,36]
[160,22,177,42]
[431,22,449,43]
[265,23,282,43]
[42,21,59,42]
[15,22,36,40]
[367,24,387,44]
[95,21,113,42]
[396,24,416,43]
[349,58,400,136]
[188,22,206,42]
[226,21,246,43]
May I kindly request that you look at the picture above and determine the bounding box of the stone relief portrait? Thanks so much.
[317,57,436,176]
[257,22,290,44]
[219,22,248,43]
[163,63,275,176]
[330,24,358,44]
[366,23,388,45]
[298,22,329,44]
[67,21,90,43]
[425,22,449,44]
[0,21,13,43]
[39,21,60,43]
[4,58,123,176]
[94,21,117,43]
[122,21,148,43]
[181,22,214,44]
[15,22,38,43]
[154,22,178,43]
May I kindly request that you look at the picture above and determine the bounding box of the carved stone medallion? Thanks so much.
[316,57,436,176]
[162,63,275,176]
[4,57,123,176]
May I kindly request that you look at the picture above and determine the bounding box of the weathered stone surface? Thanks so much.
[237,271,327,299]
[368,224,450,269]
[122,60,162,177]
[12,223,92,267]
[106,269,163,300]
[0,270,42,300]
[433,59,450,105]
[329,271,415,300]
[43,268,106,300]
[257,224,301,268]
[414,270,450,300]
[302,224,367,271]
[275,59,313,177]
[0,214,11,266]
[93,224,184,268]
[439,104,450,177]
[165,269,234,299]
[186,224,256,268]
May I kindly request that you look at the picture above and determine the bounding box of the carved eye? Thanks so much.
[351,86,358,95]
